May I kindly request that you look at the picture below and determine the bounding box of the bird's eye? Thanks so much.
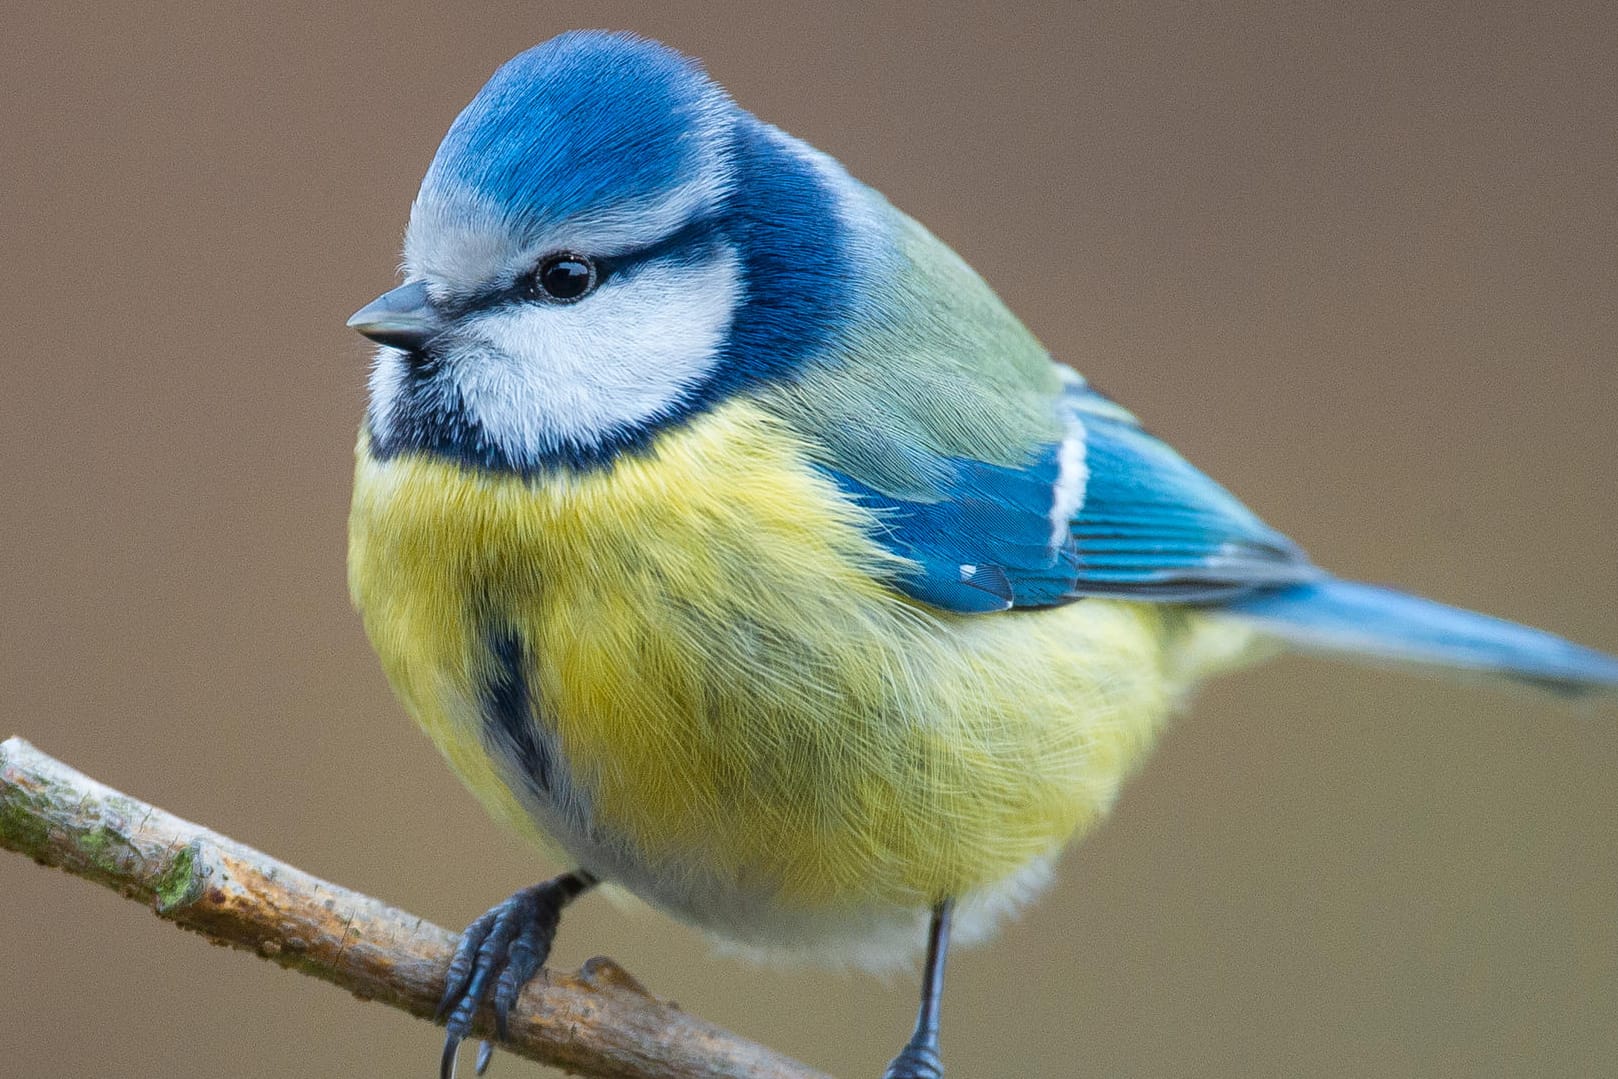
[530,254,598,303]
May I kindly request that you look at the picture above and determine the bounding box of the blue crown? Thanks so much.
[420,31,732,234]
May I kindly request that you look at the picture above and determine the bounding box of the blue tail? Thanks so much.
[1220,579,1618,695]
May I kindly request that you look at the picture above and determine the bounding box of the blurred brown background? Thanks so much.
[2,3,1615,1077]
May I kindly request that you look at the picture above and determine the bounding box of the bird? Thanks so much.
[344,29,1618,1079]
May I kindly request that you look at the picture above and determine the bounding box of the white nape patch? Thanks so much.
[1050,369,1090,549]
[765,123,891,266]
[445,244,742,457]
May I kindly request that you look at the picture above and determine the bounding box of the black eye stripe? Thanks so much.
[452,215,726,315]
[598,214,722,275]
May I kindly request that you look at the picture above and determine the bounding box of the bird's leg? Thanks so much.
[436,869,598,1079]
[882,900,955,1079]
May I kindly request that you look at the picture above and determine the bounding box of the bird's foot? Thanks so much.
[882,1039,944,1079]
[436,872,594,1079]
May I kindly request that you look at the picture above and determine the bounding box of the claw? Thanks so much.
[432,871,598,1076]
[440,1033,462,1079]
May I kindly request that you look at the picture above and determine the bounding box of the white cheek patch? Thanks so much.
[449,245,742,458]
[366,347,449,448]
[365,349,407,444]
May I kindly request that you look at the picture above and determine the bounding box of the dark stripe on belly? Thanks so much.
[479,628,552,794]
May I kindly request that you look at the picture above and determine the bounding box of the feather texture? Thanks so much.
[349,400,1266,963]
[1220,580,1618,692]
[759,200,1317,612]
[350,31,1618,977]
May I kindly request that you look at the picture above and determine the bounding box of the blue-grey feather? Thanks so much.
[421,31,724,237]
[707,121,854,390]
[822,381,1318,613]
[1222,580,1618,693]
[1069,404,1318,598]
[382,33,862,474]
[826,448,1078,611]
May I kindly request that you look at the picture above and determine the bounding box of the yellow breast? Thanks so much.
[349,399,1241,926]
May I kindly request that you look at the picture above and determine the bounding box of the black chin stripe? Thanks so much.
[366,391,685,476]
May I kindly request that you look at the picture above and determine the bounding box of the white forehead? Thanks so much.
[403,131,734,298]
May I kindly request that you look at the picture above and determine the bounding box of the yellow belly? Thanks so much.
[349,399,1251,941]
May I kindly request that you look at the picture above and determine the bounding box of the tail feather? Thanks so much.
[1219,579,1618,695]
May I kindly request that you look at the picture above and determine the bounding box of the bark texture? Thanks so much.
[0,736,829,1079]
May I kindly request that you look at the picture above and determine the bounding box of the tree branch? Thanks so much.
[0,736,829,1079]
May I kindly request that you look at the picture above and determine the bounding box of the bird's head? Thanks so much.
[350,31,867,474]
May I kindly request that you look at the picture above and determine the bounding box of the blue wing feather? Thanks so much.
[825,449,1076,611]
[813,369,1618,692]
[823,376,1318,613]
[1221,579,1618,693]
[1068,404,1318,600]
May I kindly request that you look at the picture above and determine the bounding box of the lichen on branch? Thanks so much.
[0,736,828,1079]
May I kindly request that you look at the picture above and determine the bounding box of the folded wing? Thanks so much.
[820,373,1320,613]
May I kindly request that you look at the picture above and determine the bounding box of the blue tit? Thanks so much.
[345,30,1618,1079]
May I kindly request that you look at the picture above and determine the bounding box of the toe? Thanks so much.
[444,912,522,1037]
[491,929,547,1040]
[436,906,501,1022]
[434,872,595,1073]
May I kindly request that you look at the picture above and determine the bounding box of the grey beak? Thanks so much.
[347,280,442,351]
